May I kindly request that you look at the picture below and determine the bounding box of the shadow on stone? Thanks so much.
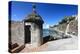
[62,35,72,39]
[8,42,25,53]
[43,35,57,44]
[42,34,71,44]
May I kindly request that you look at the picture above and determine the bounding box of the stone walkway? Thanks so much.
[20,43,48,52]
[20,36,78,53]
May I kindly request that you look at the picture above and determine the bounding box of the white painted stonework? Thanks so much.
[25,22,43,48]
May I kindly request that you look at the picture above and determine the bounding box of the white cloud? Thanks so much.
[43,23,50,29]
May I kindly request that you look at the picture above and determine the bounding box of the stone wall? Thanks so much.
[25,22,43,47]
[68,20,78,36]
[11,21,24,46]
[10,21,43,48]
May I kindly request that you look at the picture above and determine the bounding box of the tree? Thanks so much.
[59,16,75,24]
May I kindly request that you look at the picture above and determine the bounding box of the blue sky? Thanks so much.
[9,1,78,28]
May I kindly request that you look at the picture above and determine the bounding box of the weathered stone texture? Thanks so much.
[68,20,78,36]
[25,22,43,47]
[11,22,24,45]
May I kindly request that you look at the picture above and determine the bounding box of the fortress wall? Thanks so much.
[11,22,24,46]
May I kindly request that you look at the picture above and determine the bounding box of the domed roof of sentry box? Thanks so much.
[24,4,44,24]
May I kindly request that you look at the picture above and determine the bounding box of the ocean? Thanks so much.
[43,29,59,37]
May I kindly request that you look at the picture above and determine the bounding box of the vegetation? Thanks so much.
[59,16,75,24]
